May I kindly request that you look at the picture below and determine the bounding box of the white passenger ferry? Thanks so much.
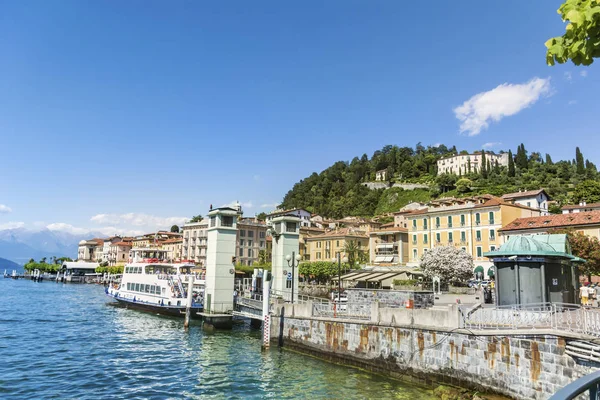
[106,248,204,318]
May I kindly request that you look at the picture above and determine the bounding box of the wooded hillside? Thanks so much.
[280,143,600,218]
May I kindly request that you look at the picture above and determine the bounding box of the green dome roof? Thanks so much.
[501,235,558,254]
[484,234,582,260]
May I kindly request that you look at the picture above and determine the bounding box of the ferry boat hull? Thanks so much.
[107,291,203,319]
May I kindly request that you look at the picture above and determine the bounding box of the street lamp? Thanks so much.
[332,254,349,305]
[286,252,302,304]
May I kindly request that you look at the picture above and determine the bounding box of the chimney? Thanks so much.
[580,201,584,207]
[583,200,587,206]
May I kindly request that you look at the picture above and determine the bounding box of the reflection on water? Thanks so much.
[0,279,435,399]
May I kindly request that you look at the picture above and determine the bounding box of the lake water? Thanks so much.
[0,278,435,399]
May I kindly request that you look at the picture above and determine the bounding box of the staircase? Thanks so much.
[176,276,186,298]
[168,276,183,298]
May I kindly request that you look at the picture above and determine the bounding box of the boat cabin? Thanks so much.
[129,248,168,263]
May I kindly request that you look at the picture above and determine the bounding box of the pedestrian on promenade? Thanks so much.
[580,283,590,306]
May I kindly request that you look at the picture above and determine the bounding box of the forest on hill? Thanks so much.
[280,143,600,218]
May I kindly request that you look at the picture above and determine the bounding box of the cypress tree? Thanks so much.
[516,143,528,170]
[508,150,516,177]
[545,153,553,165]
[494,160,500,175]
[576,147,585,175]
[467,160,472,174]
[481,150,487,178]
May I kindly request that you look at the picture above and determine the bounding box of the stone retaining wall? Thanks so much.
[346,288,434,310]
[271,310,597,399]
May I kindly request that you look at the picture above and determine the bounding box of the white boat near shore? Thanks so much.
[106,258,204,318]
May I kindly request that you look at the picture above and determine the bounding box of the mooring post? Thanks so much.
[278,306,285,348]
[184,275,195,329]
[262,273,272,349]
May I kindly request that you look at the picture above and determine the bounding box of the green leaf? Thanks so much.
[566,9,584,24]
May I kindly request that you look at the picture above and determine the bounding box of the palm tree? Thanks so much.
[342,240,359,266]
[258,250,269,265]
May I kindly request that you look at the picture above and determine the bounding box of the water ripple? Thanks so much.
[0,279,434,399]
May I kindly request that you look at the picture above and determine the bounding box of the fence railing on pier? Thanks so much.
[461,302,600,338]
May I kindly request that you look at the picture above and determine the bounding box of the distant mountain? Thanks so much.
[0,257,22,273]
[0,228,105,265]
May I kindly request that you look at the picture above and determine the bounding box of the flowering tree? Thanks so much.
[419,246,474,284]
[549,229,600,281]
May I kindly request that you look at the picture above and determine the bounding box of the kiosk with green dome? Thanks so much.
[484,234,585,306]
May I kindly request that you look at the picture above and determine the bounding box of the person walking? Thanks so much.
[580,283,590,306]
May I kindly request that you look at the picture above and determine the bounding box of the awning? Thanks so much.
[487,268,495,277]
[376,243,393,249]
[366,272,402,282]
[474,266,484,274]
[374,256,386,263]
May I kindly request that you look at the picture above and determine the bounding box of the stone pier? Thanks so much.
[270,304,598,399]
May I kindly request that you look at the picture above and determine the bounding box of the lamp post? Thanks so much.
[285,252,302,304]
[332,254,349,305]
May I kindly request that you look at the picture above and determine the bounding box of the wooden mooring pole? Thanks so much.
[184,276,194,329]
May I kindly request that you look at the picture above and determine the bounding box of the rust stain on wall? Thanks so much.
[514,353,520,368]
[325,322,346,351]
[487,339,497,369]
[356,326,370,354]
[531,342,541,381]
[417,331,425,358]
[396,328,402,344]
[501,337,511,366]
[385,328,393,344]
[431,332,437,345]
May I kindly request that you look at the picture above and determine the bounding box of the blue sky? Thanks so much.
[0,1,597,236]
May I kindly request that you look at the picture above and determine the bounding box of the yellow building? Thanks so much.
[368,227,409,266]
[162,238,183,262]
[406,195,541,276]
[304,228,369,263]
[299,226,326,261]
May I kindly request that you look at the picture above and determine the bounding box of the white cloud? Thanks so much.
[222,201,253,209]
[581,70,588,77]
[260,203,280,209]
[46,222,144,236]
[46,223,93,235]
[568,100,578,105]
[0,204,12,213]
[453,77,551,136]
[0,221,24,229]
[433,142,442,147]
[90,213,188,228]
[482,142,502,149]
[564,71,572,81]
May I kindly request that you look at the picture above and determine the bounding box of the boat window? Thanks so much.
[127,283,131,290]
[145,284,150,293]
[179,266,191,274]
[135,283,140,292]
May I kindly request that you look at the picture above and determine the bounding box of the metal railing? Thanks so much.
[312,302,371,320]
[549,369,600,399]
[461,303,600,337]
